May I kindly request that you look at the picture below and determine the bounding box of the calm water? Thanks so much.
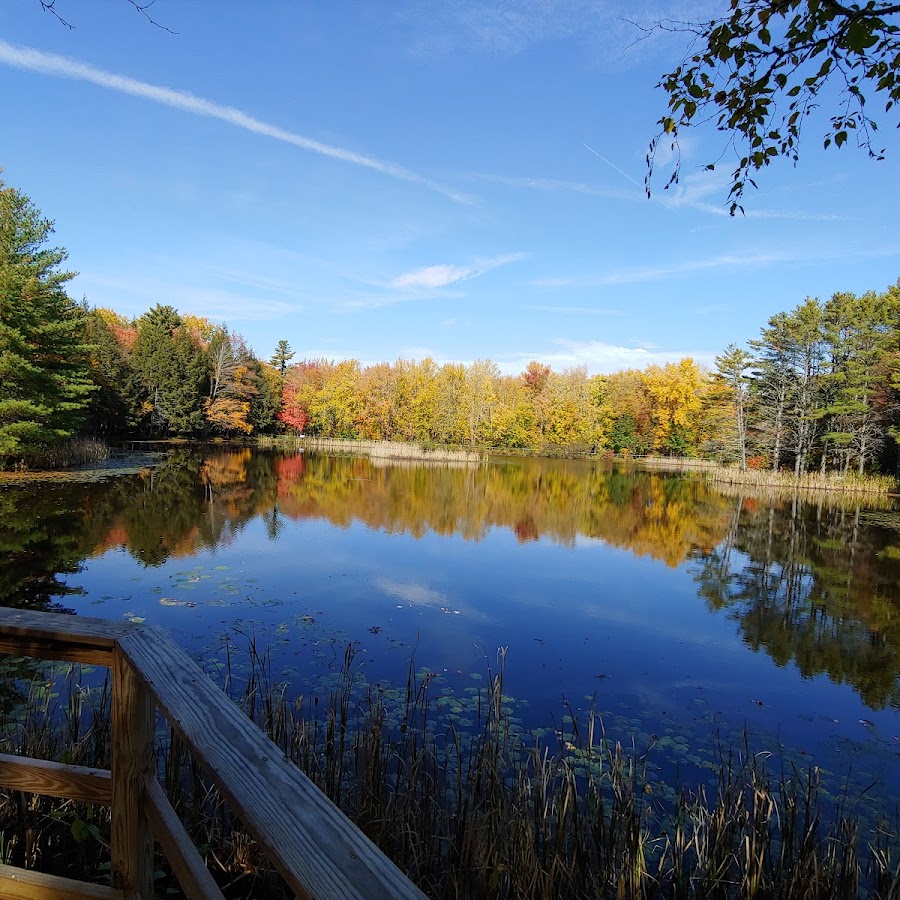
[2,448,898,810]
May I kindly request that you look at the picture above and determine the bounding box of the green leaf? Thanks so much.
[71,818,90,844]
[845,20,878,53]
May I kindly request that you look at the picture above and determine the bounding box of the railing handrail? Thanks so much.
[0,608,427,900]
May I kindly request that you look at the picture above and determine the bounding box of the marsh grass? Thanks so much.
[1,646,897,899]
[0,437,109,473]
[258,435,483,463]
[704,466,897,496]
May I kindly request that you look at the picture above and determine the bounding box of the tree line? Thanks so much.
[3,174,900,473]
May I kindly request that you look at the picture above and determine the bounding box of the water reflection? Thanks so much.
[691,492,900,709]
[1,448,898,711]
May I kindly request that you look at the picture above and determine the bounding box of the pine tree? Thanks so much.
[715,344,753,470]
[131,304,207,434]
[270,339,295,381]
[0,178,94,462]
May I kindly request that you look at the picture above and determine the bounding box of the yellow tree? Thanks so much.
[433,363,468,444]
[357,362,399,439]
[395,358,440,442]
[642,358,706,455]
[309,359,362,437]
[602,369,655,455]
[461,360,500,446]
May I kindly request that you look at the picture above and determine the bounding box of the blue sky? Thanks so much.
[2,1,898,374]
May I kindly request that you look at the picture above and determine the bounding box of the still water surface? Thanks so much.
[2,448,898,810]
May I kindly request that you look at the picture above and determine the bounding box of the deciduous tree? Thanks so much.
[646,1,900,213]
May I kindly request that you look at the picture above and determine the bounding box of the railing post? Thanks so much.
[111,646,155,899]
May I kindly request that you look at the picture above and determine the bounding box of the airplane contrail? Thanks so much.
[582,142,644,189]
[0,40,474,205]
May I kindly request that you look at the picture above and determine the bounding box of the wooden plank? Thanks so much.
[111,648,155,900]
[0,608,135,645]
[118,627,427,900]
[0,864,125,900]
[0,608,136,665]
[145,778,226,900]
[0,753,111,804]
[0,636,112,666]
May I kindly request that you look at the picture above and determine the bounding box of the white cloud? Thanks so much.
[0,40,474,204]
[375,578,447,607]
[390,253,526,290]
[498,339,718,375]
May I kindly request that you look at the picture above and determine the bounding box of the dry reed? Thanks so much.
[0,437,109,472]
[1,646,897,899]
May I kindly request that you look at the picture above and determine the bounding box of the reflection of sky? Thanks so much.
[64,494,900,805]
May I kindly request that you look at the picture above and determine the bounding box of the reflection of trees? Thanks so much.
[91,450,279,566]
[0,481,93,611]
[276,454,733,565]
[6,449,899,713]
[692,494,900,709]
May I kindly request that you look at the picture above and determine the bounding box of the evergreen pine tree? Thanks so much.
[131,304,207,434]
[0,178,94,462]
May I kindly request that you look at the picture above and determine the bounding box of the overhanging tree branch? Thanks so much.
[643,0,899,214]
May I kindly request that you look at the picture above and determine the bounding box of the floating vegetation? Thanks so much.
[2,645,897,900]
[862,510,900,531]
[0,450,165,484]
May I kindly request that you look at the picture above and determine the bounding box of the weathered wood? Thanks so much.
[0,636,111,666]
[0,864,125,900]
[0,753,111,805]
[111,648,155,900]
[145,778,226,900]
[0,608,135,665]
[118,627,427,900]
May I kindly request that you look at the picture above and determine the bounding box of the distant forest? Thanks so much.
[3,174,900,473]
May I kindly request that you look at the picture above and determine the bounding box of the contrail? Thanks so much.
[581,142,644,190]
[0,40,474,205]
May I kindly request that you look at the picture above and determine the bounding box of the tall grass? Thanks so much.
[0,437,109,472]
[258,435,483,463]
[1,646,897,899]
[704,466,897,496]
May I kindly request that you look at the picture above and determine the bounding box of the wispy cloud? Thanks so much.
[405,1,721,67]
[390,253,526,290]
[0,40,473,204]
[525,305,625,315]
[76,272,303,321]
[470,171,636,201]
[498,339,718,375]
[533,242,899,289]
[661,170,848,220]
[532,252,788,288]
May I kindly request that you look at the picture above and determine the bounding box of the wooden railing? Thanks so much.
[0,608,427,900]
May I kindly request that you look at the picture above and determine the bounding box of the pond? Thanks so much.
[2,447,898,818]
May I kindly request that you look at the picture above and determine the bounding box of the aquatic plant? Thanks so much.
[1,647,897,899]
